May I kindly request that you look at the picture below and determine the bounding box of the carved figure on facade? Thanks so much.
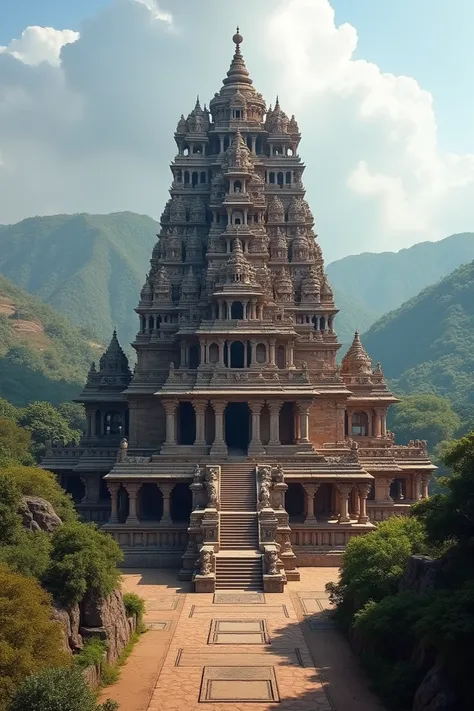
[265,549,279,575]
[199,548,213,575]
[116,438,128,462]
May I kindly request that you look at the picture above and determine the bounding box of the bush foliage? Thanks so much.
[43,521,123,606]
[0,565,69,711]
[2,465,77,523]
[123,592,145,622]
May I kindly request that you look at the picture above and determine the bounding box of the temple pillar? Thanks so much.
[375,476,394,502]
[374,408,383,438]
[303,484,319,523]
[180,340,186,368]
[218,339,225,366]
[124,482,140,525]
[268,400,283,446]
[80,475,100,504]
[162,399,178,447]
[251,135,256,153]
[249,339,257,368]
[413,473,422,501]
[298,401,311,444]
[287,341,295,368]
[242,300,248,320]
[200,341,206,364]
[160,482,173,524]
[107,482,119,524]
[193,399,207,446]
[421,473,430,499]
[337,483,352,523]
[210,400,227,455]
[249,401,265,455]
[269,339,276,367]
[357,483,371,524]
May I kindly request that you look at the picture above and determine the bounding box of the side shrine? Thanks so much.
[42,30,435,592]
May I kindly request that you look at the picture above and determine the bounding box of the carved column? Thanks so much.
[375,476,393,503]
[249,339,257,368]
[160,482,173,524]
[200,340,206,364]
[421,473,430,499]
[124,482,141,525]
[358,483,372,524]
[413,473,422,500]
[180,340,186,368]
[303,483,320,523]
[337,483,352,523]
[287,341,295,368]
[218,339,225,366]
[268,400,283,446]
[298,401,311,444]
[162,399,177,447]
[249,401,265,455]
[210,400,227,455]
[374,408,383,438]
[80,475,100,504]
[193,400,207,446]
[269,338,276,367]
[107,482,120,524]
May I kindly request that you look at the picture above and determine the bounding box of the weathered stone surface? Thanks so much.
[80,588,131,663]
[19,495,62,533]
[399,555,441,594]
[52,602,83,653]
[413,658,457,711]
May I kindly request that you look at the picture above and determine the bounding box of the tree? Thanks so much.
[0,475,22,545]
[43,521,123,606]
[2,465,77,523]
[0,398,19,422]
[57,402,86,433]
[0,419,33,467]
[7,667,118,711]
[326,516,427,626]
[18,401,81,460]
[388,394,461,452]
[413,432,474,551]
[0,565,69,711]
[0,529,52,580]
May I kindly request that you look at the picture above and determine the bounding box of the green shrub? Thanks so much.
[74,638,107,669]
[123,592,145,622]
[7,667,118,711]
[43,521,123,606]
[0,529,51,579]
[0,565,69,711]
[0,419,33,466]
[0,474,22,545]
[326,516,427,626]
[2,465,77,523]
[353,593,431,710]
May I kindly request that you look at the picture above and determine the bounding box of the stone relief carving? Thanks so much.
[265,549,279,575]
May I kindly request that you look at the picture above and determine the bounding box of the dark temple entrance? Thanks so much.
[225,402,250,455]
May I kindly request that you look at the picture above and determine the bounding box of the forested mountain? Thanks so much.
[332,287,378,347]
[0,275,102,406]
[327,232,474,318]
[363,260,474,425]
[0,212,159,350]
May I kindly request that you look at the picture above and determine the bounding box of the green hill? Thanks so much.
[362,260,474,424]
[0,212,159,351]
[332,286,378,349]
[327,232,474,319]
[0,275,103,406]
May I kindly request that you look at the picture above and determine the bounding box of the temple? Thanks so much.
[43,30,435,592]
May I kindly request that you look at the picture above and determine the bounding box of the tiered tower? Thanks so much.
[43,30,435,592]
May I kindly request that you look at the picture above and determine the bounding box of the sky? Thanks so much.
[0,0,473,262]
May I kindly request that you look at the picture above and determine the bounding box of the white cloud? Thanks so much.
[0,0,473,261]
[0,26,79,67]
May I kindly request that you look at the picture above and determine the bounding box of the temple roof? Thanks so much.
[341,331,372,375]
[76,330,132,402]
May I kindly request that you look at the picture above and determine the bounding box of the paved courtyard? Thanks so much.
[100,568,385,711]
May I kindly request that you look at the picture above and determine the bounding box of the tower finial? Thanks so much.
[233,27,243,47]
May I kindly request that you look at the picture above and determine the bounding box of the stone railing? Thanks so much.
[358,445,428,459]
[106,524,188,568]
[290,525,367,551]
[367,502,412,522]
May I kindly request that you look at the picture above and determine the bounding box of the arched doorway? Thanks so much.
[231,301,244,319]
[285,483,304,521]
[279,402,295,445]
[225,402,250,454]
[178,402,196,445]
[230,341,245,368]
[139,483,163,521]
[315,483,333,521]
[170,483,193,522]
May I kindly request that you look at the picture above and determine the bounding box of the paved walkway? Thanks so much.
[100,569,385,711]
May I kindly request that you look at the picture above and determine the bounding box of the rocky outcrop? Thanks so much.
[52,602,83,653]
[80,588,132,663]
[399,555,441,594]
[413,657,457,711]
[19,495,62,532]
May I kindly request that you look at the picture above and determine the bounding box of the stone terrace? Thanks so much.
[100,568,385,711]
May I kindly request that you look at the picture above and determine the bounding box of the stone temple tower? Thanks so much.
[43,29,434,592]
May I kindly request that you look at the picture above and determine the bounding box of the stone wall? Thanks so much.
[308,400,341,447]
[129,395,165,448]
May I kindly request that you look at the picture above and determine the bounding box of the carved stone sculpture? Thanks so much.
[265,549,279,575]
[116,438,128,462]
[199,549,213,575]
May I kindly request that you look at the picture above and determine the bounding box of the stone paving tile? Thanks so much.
[104,568,384,711]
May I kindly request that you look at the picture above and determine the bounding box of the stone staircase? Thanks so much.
[217,463,263,590]
[215,554,263,590]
